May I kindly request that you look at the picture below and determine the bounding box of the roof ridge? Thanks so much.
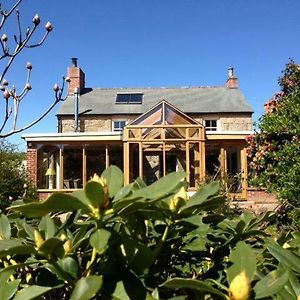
[88,86,226,91]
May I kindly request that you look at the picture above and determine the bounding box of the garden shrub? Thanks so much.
[0,166,299,299]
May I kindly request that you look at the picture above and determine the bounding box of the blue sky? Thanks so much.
[3,0,300,149]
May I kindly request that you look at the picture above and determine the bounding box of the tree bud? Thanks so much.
[45,21,53,32]
[1,34,7,42]
[2,79,8,86]
[0,86,4,91]
[65,77,71,83]
[26,62,32,70]
[53,83,59,92]
[26,83,32,90]
[3,90,10,99]
[32,14,40,26]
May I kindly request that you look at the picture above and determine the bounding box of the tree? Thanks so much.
[0,139,37,211]
[247,60,300,225]
[0,0,69,138]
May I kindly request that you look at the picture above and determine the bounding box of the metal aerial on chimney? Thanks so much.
[72,57,79,132]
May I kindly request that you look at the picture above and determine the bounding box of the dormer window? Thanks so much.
[116,93,143,104]
[204,120,218,131]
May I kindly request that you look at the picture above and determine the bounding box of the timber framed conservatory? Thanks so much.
[123,101,205,188]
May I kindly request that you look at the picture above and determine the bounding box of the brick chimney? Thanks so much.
[226,66,238,89]
[67,58,85,94]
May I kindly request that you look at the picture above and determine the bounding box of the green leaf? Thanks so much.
[227,241,256,283]
[160,278,227,299]
[38,237,64,258]
[0,240,35,257]
[180,181,220,210]
[39,215,56,240]
[101,165,124,197]
[57,257,78,279]
[85,181,105,208]
[22,223,35,241]
[112,281,130,300]
[0,269,15,288]
[0,279,20,300]
[118,237,155,274]
[13,285,56,300]
[10,193,90,217]
[89,229,111,254]
[0,215,11,239]
[267,240,300,273]
[70,275,103,300]
[179,182,225,214]
[132,171,186,200]
[254,270,289,299]
[72,190,90,207]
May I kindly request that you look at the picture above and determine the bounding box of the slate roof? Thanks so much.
[57,86,253,116]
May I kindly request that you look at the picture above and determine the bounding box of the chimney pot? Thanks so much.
[228,66,234,78]
[226,66,238,89]
[71,57,78,67]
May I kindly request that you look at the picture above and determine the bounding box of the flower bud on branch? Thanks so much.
[53,83,59,92]
[45,21,53,32]
[32,14,40,26]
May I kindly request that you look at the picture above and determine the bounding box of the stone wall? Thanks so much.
[59,115,137,133]
[193,113,252,131]
[59,112,252,133]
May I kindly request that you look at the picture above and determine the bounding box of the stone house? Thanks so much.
[23,58,254,199]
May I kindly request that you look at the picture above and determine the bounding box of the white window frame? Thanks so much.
[203,119,219,131]
[112,120,127,132]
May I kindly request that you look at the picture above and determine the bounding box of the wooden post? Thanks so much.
[200,141,206,181]
[59,147,63,189]
[220,146,227,180]
[186,141,190,183]
[105,144,109,168]
[123,142,130,185]
[163,142,166,177]
[139,142,143,179]
[241,146,248,199]
[82,147,86,187]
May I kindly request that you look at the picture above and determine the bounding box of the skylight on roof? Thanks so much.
[116,93,143,104]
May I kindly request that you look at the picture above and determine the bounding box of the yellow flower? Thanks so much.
[90,173,107,187]
[63,240,72,254]
[229,271,251,300]
[34,230,44,249]
[169,186,187,211]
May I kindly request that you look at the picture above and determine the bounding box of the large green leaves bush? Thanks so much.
[0,166,299,299]
[247,60,300,226]
[0,140,37,212]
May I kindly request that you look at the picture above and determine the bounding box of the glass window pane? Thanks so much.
[86,147,106,181]
[63,148,83,189]
[38,146,59,189]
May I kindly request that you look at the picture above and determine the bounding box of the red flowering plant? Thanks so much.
[247,60,300,227]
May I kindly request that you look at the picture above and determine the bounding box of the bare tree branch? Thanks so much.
[0,0,67,138]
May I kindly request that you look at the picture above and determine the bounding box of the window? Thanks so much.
[113,121,126,131]
[116,93,143,104]
[204,120,218,131]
